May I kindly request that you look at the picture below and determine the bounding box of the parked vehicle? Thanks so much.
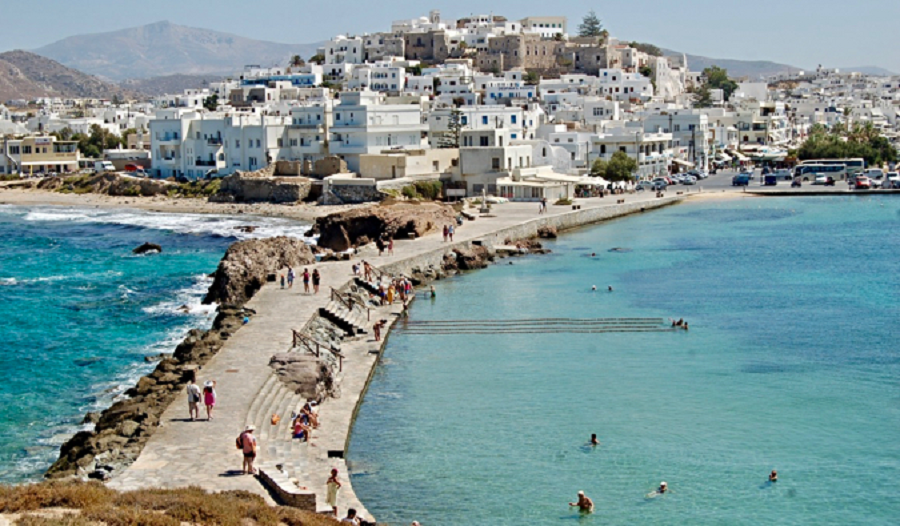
[773,169,793,181]
[651,178,669,190]
[636,181,655,191]
[94,160,115,173]
[855,176,872,189]
[812,174,829,185]
[682,175,697,185]
[764,175,777,186]
[887,172,900,189]
[732,174,751,186]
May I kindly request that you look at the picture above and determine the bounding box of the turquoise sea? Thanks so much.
[0,205,308,483]
[349,196,900,525]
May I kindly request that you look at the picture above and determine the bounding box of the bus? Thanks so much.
[794,163,848,181]
[796,158,865,180]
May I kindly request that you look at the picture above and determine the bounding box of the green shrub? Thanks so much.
[401,185,418,199]
[414,180,443,200]
[554,198,573,205]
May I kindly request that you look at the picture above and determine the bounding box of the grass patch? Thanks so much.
[0,481,340,526]
[0,174,21,182]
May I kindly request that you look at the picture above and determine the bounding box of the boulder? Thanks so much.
[133,242,162,255]
[82,412,100,425]
[537,226,558,239]
[270,352,336,400]
[203,237,315,306]
[309,202,458,252]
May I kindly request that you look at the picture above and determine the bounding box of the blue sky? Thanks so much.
[3,0,898,72]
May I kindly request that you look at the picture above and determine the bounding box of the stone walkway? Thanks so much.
[107,190,689,515]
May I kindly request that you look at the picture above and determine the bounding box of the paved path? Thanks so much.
[107,190,689,513]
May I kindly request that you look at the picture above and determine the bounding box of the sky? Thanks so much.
[2,0,899,73]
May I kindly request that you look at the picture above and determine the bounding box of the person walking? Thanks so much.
[442,224,449,242]
[448,224,455,242]
[239,425,258,475]
[302,268,311,294]
[326,468,342,517]
[186,379,202,421]
[203,380,217,421]
[388,237,394,256]
[287,267,295,289]
[312,269,321,294]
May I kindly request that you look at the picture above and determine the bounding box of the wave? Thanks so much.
[142,274,217,317]
[13,206,312,241]
[1,271,124,287]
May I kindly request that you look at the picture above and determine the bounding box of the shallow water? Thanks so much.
[349,196,900,525]
[0,205,309,482]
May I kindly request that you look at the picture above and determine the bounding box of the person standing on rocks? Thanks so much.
[186,379,202,421]
[203,380,217,421]
[326,468,342,517]
[303,268,311,294]
[240,425,258,475]
[312,269,321,294]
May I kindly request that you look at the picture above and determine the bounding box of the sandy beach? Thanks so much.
[0,186,364,222]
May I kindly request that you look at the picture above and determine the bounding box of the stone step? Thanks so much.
[259,384,291,442]
[248,375,282,430]
[245,374,278,428]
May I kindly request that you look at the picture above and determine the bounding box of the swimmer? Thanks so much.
[683,322,689,331]
[591,252,596,257]
[769,470,777,482]
[658,482,668,494]
[591,285,597,291]
[608,285,613,292]
[569,491,594,513]
[590,433,599,446]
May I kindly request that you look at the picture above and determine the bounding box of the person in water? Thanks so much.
[769,470,778,482]
[590,433,599,446]
[569,491,594,513]
[657,482,668,494]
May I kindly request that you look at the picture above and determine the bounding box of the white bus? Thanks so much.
[796,158,865,180]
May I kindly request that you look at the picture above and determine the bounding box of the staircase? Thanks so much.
[319,300,368,336]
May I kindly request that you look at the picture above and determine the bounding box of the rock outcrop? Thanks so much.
[269,353,337,401]
[309,202,458,252]
[132,242,162,255]
[203,237,315,306]
[210,166,313,204]
[37,173,174,197]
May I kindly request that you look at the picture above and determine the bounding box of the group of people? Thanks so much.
[441,224,455,242]
[537,197,549,214]
[186,378,216,421]
[671,318,689,331]
[282,267,321,294]
[375,235,394,256]
[291,400,320,442]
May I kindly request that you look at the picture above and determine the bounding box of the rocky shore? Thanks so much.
[46,235,316,481]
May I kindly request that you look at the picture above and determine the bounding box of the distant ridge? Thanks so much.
[0,50,134,102]
[661,48,804,79]
[34,21,320,81]
[839,66,896,76]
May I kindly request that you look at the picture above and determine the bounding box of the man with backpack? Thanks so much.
[237,425,258,475]
[186,379,202,421]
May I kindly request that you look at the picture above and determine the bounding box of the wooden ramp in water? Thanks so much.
[398,317,675,334]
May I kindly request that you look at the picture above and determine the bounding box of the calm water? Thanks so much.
[0,205,308,483]
[349,196,900,525]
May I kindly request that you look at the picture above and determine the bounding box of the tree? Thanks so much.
[203,94,219,111]
[578,10,603,38]
[703,66,739,100]
[309,54,325,65]
[290,55,305,67]
[407,64,423,76]
[630,42,663,57]
[797,121,898,167]
[71,124,123,159]
[439,109,464,149]
[639,65,653,78]
[693,84,713,108]
[606,151,638,181]
[523,71,540,85]
[590,158,608,177]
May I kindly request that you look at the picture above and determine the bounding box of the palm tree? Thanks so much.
[290,55,305,68]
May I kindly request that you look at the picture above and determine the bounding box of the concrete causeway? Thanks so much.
[107,191,689,518]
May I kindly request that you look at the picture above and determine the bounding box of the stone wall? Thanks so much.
[214,173,312,203]
[322,181,385,205]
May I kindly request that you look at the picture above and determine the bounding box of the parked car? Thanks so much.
[812,174,829,185]
[651,178,669,190]
[773,169,793,181]
[887,172,900,189]
[855,176,872,189]
[636,181,655,191]
[732,174,751,186]
[764,175,777,186]
[682,175,697,185]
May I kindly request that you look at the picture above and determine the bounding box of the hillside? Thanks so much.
[34,21,320,81]
[0,50,134,102]
[662,48,803,79]
[121,73,225,96]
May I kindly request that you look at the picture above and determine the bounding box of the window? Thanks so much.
[277,139,283,147]
[482,116,488,125]
[256,139,261,148]
[480,136,489,147]
[511,133,517,139]
[511,115,517,124]
[336,113,341,121]
[235,140,240,148]
[22,146,31,154]
[461,116,468,125]
[492,158,500,170]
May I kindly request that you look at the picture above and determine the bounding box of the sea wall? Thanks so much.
[380,196,682,278]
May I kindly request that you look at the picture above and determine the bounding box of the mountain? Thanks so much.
[840,66,896,76]
[0,50,134,102]
[662,48,804,79]
[121,74,225,96]
[34,21,320,81]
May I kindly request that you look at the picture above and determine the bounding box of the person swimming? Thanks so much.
[591,285,597,291]
[608,285,613,292]
[590,434,599,446]
[569,491,594,513]
[658,482,668,494]
[769,470,777,482]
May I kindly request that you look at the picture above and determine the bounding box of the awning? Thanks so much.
[673,159,694,167]
[728,150,750,162]
[715,152,732,161]
[20,160,78,166]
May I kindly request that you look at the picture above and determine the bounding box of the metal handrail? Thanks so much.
[292,330,343,371]
[330,287,371,321]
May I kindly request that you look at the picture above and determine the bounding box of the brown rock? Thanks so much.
[311,202,458,252]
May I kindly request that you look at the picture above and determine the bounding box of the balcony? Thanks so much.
[194,159,217,167]
[207,137,223,145]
